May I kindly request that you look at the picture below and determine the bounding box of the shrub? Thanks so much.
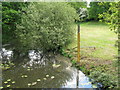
[89,71,118,88]
[16,2,79,53]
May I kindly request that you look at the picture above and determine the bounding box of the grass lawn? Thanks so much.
[65,21,118,88]
[68,21,117,60]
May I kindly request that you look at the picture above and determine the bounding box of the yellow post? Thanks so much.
[77,24,80,63]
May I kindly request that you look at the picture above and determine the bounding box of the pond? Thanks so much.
[1,49,94,88]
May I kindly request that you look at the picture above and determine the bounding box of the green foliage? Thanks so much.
[88,2,110,21]
[69,2,87,22]
[71,59,77,65]
[89,71,117,88]
[16,2,79,53]
[99,2,120,33]
[69,2,87,11]
[68,54,73,58]
[2,2,28,46]
[60,49,73,58]
[99,2,120,55]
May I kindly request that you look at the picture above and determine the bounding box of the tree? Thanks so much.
[2,2,28,46]
[88,2,110,21]
[15,2,79,53]
[99,2,119,33]
[69,2,87,11]
[99,2,120,46]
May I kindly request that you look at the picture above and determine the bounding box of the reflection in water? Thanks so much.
[1,48,13,61]
[2,49,93,88]
[77,70,79,88]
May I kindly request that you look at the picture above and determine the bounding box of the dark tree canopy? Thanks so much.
[2,2,28,46]
[88,2,110,21]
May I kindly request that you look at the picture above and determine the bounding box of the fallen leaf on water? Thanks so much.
[4,81,8,84]
[46,75,49,77]
[12,81,15,84]
[21,75,24,78]
[7,79,11,82]
[24,75,28,78]
[6,85,11,87]
[43,78,47,80]
[37,79,41,82]
[21,75,28,78]
[51,76,55,79]
[52,64,56,67]
[0,87,3,89]
[52,64,61,68]
[32,82,37,85]
[28,83,31,86]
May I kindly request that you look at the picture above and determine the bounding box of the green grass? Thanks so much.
[66,21,118,88]
[68,21,117,60]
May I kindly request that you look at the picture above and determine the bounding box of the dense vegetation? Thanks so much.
[2,2,28,45]
[15,2,79,53]
[88,2,110,21]
[2,2,79,55]
[2,1,119,89]
[62,21,118,89]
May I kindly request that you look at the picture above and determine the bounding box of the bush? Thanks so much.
[16,2,79,53]
[89,71,118,88]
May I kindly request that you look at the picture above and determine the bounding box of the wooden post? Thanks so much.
[77,24,80,63]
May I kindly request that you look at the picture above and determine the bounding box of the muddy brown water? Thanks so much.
[2,50,93,88]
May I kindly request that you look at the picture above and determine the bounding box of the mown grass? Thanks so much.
[68,21,117,60]
[65,21,118,88]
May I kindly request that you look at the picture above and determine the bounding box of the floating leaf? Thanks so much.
[6,85,11,87]
[0,87,3,89]
[46,75,49,77]
[43,78,47,80]
[51,76,55,79]
[7,79,11,82]
[12,81,15,84]
[32,82,37,85]
[21,75,24,78]
[52,64,56,67]
[52,64,61,68]
[28,83,31,86]
[37,79,41,82]
[4,81,8,84]
[24,75,28,78]
[21,75,28,78]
